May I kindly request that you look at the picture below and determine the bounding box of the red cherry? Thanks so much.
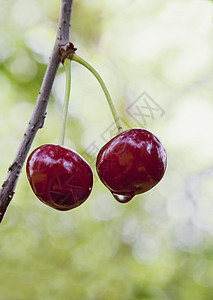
[96,128,167,203]
[26,144,93,211]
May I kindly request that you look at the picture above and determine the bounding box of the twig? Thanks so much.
[0,0,73,222]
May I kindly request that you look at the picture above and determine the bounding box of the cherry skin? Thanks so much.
[96,128,167,203]
[26,144,93,211]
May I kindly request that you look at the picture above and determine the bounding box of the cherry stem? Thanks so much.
[59,58,71,145]
[71,53,123,134]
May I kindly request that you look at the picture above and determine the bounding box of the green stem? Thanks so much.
[71,53,123,134]
[59,58,71,145]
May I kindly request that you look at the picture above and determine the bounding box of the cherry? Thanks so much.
[26,144,93,211]
[96,128,167,203]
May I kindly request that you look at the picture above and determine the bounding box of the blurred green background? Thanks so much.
[1,0,213,299]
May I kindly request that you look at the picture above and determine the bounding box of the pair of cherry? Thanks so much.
[26,128,167,211]
[26,49,167,211]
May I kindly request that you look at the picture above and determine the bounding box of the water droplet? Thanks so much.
[112,193,133,203]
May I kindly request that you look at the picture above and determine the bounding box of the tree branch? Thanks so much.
[0,0,73,222]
